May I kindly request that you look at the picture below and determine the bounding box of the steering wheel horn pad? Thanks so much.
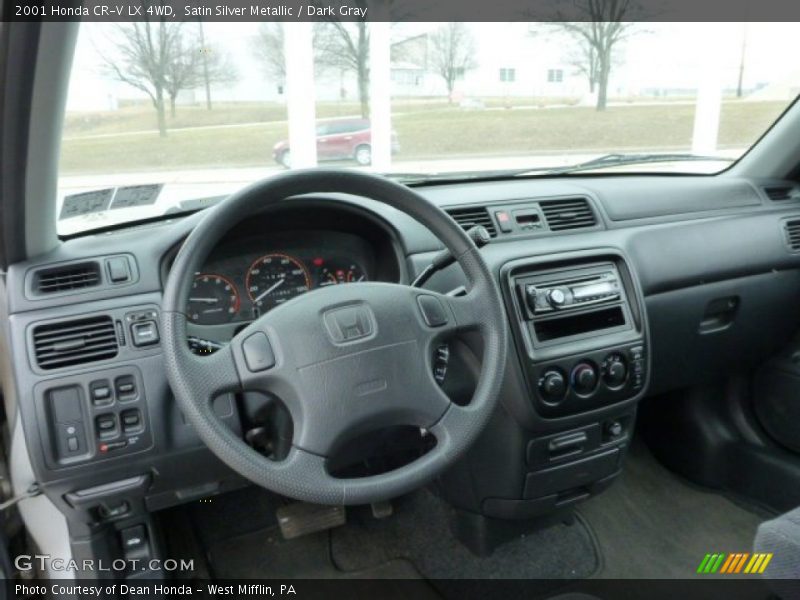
[161,170,507,505]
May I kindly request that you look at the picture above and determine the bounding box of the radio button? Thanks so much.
[524,286,539,312]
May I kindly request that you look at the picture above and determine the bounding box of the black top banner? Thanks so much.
[5,0,800,22]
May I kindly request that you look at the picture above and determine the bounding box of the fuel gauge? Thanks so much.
[319,263,367,287]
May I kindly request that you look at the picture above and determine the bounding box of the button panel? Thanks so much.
[35,366,152,468]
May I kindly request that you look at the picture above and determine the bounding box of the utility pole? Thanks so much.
[198,21,212,110]
[736,23,748,99]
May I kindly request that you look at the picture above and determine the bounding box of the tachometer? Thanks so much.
[246,253,311,312]
[319,263,367,287]
[187,274,240,325]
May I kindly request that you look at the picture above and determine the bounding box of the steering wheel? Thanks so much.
[161,170,508,505]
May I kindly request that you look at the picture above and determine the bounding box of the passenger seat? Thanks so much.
[754,506,800,597]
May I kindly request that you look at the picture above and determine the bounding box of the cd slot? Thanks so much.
[534,306,626,342]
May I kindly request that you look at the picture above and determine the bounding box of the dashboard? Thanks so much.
[8,176,800,551]
[186,230,374,326]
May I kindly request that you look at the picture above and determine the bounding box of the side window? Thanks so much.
[327,122,352,135]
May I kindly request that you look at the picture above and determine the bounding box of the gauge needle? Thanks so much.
[189,297,219,304]
[254,278,285,303]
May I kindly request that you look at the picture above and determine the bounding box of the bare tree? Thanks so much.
[314,17,370,117]
[428,23,477,102]
[163,29,237,115]
[253,22,286,85]
[102,21,183,137]
[568,44,599,93]
[546,1,640,110]
[194,23,238,110]
[163,34,199,117]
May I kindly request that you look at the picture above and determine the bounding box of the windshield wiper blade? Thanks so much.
[544,152,735,175]
[387,153,734,185]
[387,167,554,185]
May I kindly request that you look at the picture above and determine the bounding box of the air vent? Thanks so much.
[765,186,797,201]
[33,262,101,294]
[540,198,598,231]
[32,315,118,370]
[445,206,497,237]
[785,219,800,251]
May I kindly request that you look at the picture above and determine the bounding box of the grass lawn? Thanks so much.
[63,99,453,138]
[59,100,789,175]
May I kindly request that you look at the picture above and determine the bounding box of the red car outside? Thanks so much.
[273,118,399,168]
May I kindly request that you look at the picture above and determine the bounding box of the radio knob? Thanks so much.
[539,369,566,402]
[546,288,567,308]
[571,362,598,395]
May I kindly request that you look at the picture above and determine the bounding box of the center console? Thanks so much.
[443,248,649,554]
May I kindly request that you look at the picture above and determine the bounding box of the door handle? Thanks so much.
[699,296,739,334]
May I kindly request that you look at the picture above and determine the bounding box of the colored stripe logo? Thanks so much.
[697,552,773,574]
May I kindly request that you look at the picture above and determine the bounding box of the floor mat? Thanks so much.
[578,439,770,579]
[330,489,599,580]
[208,524,422,579]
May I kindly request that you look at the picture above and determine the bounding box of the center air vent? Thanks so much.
[784,219,800,251]
[445,206,497,237]
[32,315,118,370]
[539,198,597,231]
[32,262,101,294]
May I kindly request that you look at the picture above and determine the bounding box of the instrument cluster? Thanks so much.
[186,232,371,326]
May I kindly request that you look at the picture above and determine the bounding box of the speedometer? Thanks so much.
[246,253,311,312]
[187,274,240,325]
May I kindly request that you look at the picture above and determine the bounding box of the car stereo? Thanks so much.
[523,268,621,315]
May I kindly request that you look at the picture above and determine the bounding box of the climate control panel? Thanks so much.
[533,344,646,416]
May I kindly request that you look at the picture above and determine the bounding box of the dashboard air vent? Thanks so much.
[784,219,800,251]
[540,198,597,231]
[33,262,101,294]
[765,186,797,201]
[445,206,497,237]
[32,315,118,370]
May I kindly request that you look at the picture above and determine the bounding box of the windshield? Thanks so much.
[58,22,800,235]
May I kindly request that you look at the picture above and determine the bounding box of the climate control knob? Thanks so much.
[603,354,628,387]
[538,369,566,403]
[571,362,598,395]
